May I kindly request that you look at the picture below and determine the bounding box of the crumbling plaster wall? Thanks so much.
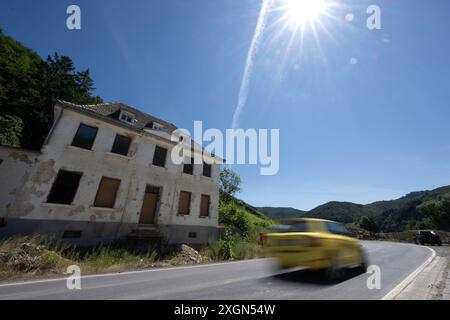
[0,147,38,218]
[2,106,219,240]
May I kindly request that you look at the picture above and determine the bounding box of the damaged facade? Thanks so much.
[0,100,222,245]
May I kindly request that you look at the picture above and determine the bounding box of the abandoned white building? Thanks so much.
[0,100,222,245]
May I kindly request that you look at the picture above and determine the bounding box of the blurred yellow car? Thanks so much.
[262,218,367,279]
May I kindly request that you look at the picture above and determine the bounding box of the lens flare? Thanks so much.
[281,0,329,29]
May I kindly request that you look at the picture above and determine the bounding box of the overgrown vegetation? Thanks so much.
[0,114,23,147]
[0,235,160,280]
[203,168,273,261]
[0,29,102,149]
[0,235,220,281]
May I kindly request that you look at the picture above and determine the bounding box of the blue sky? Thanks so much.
[1,0,450,210]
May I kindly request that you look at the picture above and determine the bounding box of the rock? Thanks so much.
[151,261,171,268]
[179,244,202,263]
[0,252,8,262]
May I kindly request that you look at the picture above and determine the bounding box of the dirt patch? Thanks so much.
[0,239,70,280]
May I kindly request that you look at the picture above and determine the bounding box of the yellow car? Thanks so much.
[263,218,367,279]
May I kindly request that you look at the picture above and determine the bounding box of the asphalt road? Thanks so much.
[0,241,433,300]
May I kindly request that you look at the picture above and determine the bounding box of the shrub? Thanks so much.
[218,228,235,260]
[219,200,272,240]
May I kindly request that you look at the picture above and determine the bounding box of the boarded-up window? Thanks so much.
[152,146,167,167]
[72,123,98,150]
[178,191,191,215]
[111,134,131,156]
[94,177,121,208]
[47,170,82,205]
[200,194,210,217]
[203,162,212,177]
[183,158,194,175]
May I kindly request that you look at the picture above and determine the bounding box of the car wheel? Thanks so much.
[356,250,368,273]
[324,255,344,283]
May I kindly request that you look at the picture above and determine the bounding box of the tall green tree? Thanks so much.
[418,200,450,231]
[219,167,242,202]
[0,29,103,150]
[358,216,379,233]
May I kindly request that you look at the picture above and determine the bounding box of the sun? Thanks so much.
[280,0,329,28]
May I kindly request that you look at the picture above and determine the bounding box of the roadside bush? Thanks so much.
[219,200,272,240]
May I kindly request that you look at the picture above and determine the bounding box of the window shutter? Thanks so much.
[94,177,121,208]
[178,191,191,215]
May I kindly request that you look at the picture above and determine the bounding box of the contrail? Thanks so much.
[231,0,272,129]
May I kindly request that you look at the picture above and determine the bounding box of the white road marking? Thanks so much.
[0,258,267,288]
[381,246,436,300]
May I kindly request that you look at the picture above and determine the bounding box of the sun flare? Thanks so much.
[281,0,329,28]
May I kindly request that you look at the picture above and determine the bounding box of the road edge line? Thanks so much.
[381,246,436,300]
[0,258,267,288]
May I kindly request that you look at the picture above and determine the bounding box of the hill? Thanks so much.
[256,207,306,221]
[257,185,450,232]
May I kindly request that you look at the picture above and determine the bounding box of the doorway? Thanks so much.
[139,185,160,225]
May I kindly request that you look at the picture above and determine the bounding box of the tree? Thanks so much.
[358,216,379,233]
[0,115,23,147]
[0,30,103,150]
[418,200,450,231]
[219,167,242,202]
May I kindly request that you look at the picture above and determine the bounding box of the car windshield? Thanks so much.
[268,221,308,233]
[325,222,350,236]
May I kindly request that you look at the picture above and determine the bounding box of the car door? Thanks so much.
[325,222,358,265]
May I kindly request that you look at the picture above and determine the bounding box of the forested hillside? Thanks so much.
[0,29,102,150]
[258,185,450,232]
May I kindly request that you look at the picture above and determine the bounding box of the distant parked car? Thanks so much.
[415,230,441,246]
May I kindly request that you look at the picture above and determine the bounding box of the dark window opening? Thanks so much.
[183,158,194,175]
[62,230,82,239]
[203,162,212,177]
[145,185,160,194]
[47,170,82,205]
[120,112,134,123]
[268,221,309,233]
[152,146,167,167]
[71,123,98,150]
[94,177,121,208]
[111,134,131,156]
[178,191,191,215]
[200,194,210,217]
[188,232,197,238]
